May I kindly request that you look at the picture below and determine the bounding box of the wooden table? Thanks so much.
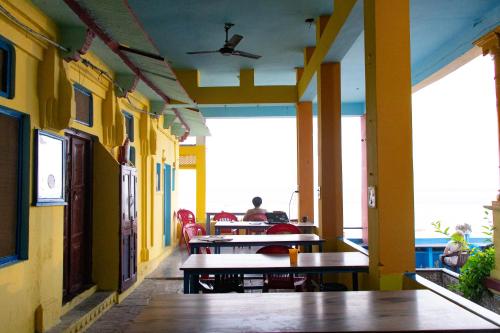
[180,252,368,293]
[214,221,316,235]
[125,290,500,332]
[190,233,324,254]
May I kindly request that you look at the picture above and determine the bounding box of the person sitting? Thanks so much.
[440,230,466,267]
[243,196,267,221]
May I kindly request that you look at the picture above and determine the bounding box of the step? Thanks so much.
[48,291,117,333]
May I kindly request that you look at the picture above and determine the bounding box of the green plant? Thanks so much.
[452,247,495,301]
[481,209,495,242]
[431,220,450,237]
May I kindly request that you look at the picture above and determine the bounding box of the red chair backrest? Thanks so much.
[183,223,211,254]
[177,209,196,226]
[257,245,290,254]
[244,213,268,221]
[266,223,301,234]
[213,211,238,221]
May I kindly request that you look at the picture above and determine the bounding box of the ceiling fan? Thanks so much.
[186,23,261,59]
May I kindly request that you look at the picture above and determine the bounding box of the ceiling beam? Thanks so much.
[174,69,297,105]
[297,0,357,101]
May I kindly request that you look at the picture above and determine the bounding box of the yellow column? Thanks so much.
[317,62,343,250]
[195,140,207,223]
[296,100,314,222]
[364,0,415,290]
[474,28,500,284]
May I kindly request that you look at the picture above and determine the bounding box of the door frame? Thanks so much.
[63,129,94,302]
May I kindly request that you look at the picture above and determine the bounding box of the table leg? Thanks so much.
[352,272,359,291]
[184,272,190,294]
[192,274,199,293]
[319,244,323,253]
[191,245,197,255]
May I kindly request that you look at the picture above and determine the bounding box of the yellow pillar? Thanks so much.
[296,100,314,222]
[364,0,415,290]
[195,139,207,222]
[317,62,343,250]
[474,27,500,284]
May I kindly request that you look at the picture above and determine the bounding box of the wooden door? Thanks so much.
[63,132,93,301]
[120,166,137,292]
[163,164,172,246]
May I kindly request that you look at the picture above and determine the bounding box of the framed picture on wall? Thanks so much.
[33,129,67,206]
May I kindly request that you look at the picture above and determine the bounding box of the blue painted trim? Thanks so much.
[123,111,134,142]
[200,102,365,118]
[73,83,93,127]
[172,167,175,191]
[164,164,172,246]
[0,105,30,265]
[156,163,161,191]
[0,35,15,99]
[412,4,500,86]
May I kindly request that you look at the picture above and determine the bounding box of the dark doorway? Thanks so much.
[63,131,93,302]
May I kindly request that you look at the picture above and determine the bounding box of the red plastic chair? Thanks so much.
[266,223,301,234]
[183,223,243,293]
[257,245,306,292]
[177,209,196,225]
[243,213,268,221]
[213,211,238,235]
[177,209,196,247]
[183,223,211,255]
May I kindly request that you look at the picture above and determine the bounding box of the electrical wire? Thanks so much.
[0,3,69,52]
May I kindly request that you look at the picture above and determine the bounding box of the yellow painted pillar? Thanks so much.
[317,62,343,250]
[195,138,207,223]
[364,0,415,290]
[296,100,314,222]
[474,28,500,284]
[361,115,369,244]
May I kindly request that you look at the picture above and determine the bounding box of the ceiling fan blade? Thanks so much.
[186,50,220,55]
[226,34,243,48]
[232,50,261,59]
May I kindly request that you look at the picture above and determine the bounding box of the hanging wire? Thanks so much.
[0,3,69,52]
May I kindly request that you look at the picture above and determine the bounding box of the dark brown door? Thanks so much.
[63,132,93,301]
[120,165,137,292]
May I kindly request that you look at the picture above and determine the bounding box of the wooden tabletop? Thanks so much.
[190,233,324,246]
[125,290,499,332]
[180,252,368,273]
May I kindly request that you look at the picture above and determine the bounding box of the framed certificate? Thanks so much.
[33,129,67,206]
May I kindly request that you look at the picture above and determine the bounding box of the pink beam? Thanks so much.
[63,0,191,135]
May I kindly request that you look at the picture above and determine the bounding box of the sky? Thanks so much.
[177,54,498,239]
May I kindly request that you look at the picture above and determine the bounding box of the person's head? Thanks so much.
[252,196,262,208]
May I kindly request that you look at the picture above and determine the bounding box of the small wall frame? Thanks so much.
[33,129,67,206]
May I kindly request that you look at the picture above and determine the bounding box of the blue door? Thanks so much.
[163,164,172,246]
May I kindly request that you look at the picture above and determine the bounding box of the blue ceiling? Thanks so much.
[31,0,500,109]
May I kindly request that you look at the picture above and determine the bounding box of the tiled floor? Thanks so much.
[86,245,265,332]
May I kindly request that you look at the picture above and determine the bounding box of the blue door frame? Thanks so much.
[163,164,172,246]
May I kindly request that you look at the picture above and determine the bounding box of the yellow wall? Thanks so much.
[0,1,180,331]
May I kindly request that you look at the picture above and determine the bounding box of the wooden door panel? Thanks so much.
[64,133,92,301]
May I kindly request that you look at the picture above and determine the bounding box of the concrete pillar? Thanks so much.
[364,0,415,290]
[296,101,314,222]
[317,62,343,251]
[474,28,500,286]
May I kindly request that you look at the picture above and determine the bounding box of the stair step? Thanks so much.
[48,291,116,333]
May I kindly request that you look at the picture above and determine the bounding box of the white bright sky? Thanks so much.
[178,54,498,238]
